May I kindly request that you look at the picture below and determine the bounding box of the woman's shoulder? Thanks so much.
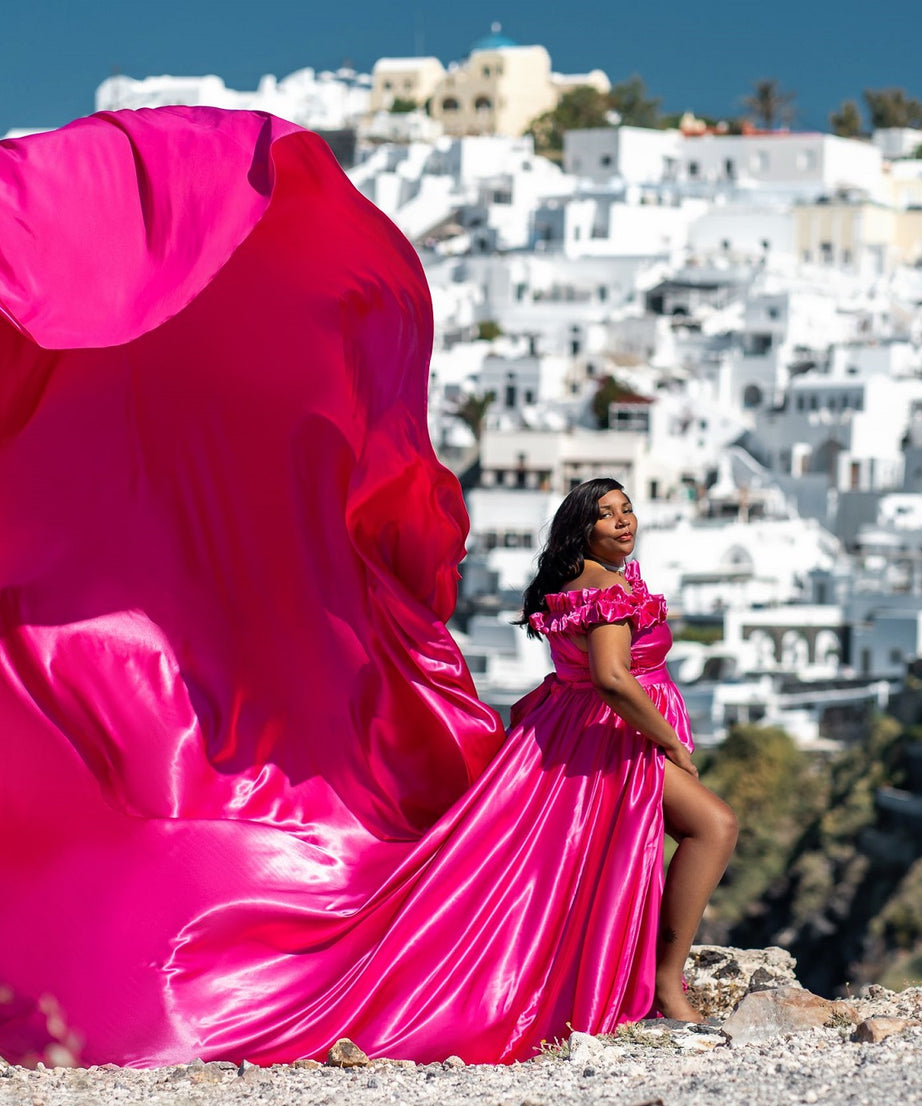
[552,559,643,601]
[560,560,635,597]
[529,562,666,636]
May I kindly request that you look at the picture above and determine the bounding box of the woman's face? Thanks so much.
[587,488,636,565]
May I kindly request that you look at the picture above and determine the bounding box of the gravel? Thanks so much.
[5,975,921,1106]
[3,1023,922,1106]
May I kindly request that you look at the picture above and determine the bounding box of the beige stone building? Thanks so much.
[369,57,446,114]
[431,43,558,138]
[794,199,922,273]
[376,28,609,139]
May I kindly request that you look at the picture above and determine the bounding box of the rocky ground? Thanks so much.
[3,948,922,1106]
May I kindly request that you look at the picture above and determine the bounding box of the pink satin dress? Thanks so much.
[0,107,692,1068]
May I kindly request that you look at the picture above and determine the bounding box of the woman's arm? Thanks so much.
[586,620,697,777]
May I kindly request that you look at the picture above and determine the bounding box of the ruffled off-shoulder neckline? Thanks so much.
[529,561,667,636]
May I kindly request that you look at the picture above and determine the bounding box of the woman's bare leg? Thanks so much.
[653,759,738,1021]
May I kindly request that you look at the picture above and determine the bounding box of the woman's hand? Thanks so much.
[665,742,698,779]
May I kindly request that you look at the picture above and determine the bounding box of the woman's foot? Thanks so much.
[652,981,704,1023]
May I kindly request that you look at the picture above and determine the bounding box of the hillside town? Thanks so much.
[77,30,922,755]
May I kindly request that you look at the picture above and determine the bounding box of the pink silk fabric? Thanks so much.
[0,108,691,1067]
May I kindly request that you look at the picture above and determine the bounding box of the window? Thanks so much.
[482,66,491,77]
[724,158,736,179]
[820,242,834,264]
[504,384,517,407]
[441,97,460,112]
[752,150,769,172]
[474,96,492,112]
[687,160,699,178]
[524,389,535,404]
[743,333,773,356]
[612,407,650,432]
[600,154,612,167]
[797,149,817,172]
[743,384,763,408]
[383,80,392,91]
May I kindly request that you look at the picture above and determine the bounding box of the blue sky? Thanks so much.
[3,0,920,135]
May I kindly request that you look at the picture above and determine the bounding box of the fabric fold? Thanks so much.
[0,107,507,1066]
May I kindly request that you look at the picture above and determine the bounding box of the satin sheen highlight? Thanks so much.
[0,109,686,1067]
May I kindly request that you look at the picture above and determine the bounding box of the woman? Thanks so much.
[0,108,730,1066]
[519,477,738,1022]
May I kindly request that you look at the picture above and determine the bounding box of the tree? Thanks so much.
[830,99,862,138]
[389,96,417,114]
[525,77,666,157]
[591,375,641,429]
[608,75,662,128]
[698,724,828,923]
[742,78,797,130]
[863,87,922,129]
[455,391,495,441]
[525,85,612,156]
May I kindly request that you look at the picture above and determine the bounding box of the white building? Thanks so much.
[678,133,884,201]
[95,68,371,131]
[637,516,839,617]
[563,127,885,202]
[479,425,652,496]
[534,192,700,260]
[349,134,571,248]
[688,201,796,264]
[873,128,922,160]
[564,126,682,185]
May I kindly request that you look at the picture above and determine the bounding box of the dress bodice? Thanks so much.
[529,562,672,686]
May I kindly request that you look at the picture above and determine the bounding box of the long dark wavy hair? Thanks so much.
[517,477,625,637]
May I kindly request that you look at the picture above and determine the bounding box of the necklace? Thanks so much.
[584,555,626,574]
